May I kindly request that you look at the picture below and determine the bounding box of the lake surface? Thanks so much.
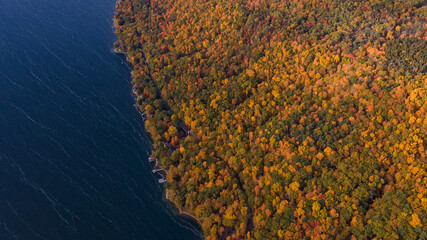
[0,0,202,239]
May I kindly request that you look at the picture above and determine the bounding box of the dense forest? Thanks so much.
[114,0,426,239]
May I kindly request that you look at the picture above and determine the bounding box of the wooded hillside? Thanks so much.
[115,0,426,239]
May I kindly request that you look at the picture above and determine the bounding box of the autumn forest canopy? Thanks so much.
[114,0,426,239]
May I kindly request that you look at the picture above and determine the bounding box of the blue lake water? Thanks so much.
[0,0,202,239]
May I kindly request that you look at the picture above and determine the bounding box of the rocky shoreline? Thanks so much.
[115,44,204,237]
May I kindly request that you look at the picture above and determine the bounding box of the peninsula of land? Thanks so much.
[114,0,426,239]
